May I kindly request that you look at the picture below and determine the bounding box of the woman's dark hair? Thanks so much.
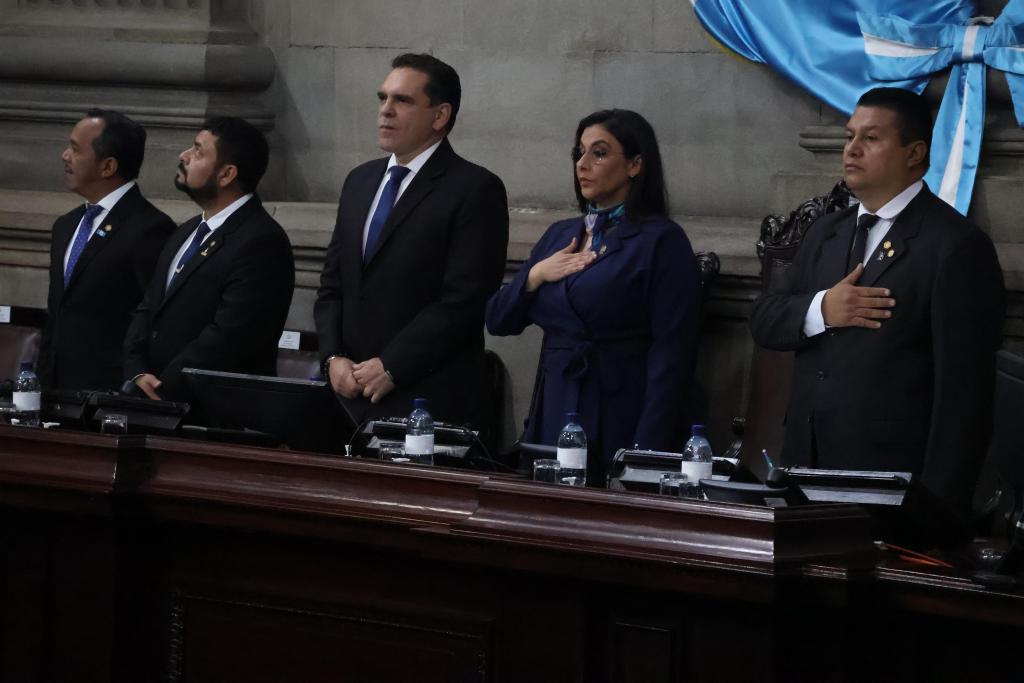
[573,109,668,220]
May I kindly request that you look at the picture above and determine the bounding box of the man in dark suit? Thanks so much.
[39,109,175,391]
[314,53,509,427]
[750,88,1005,521]
[124,117,294,402]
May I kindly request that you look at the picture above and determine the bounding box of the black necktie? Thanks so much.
[848,213,879,272]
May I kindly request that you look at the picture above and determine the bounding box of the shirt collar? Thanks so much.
[386,138,443,176]
[202,193,254,230]
[94,180,136,212]
[857,179,923,221]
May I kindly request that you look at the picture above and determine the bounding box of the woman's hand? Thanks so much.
[526,237,596,292]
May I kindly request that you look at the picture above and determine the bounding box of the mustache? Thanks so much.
[177,162,187,178]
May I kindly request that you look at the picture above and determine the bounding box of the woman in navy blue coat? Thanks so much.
[486,109,701,485]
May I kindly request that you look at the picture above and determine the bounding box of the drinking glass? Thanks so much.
[532,459,561,483]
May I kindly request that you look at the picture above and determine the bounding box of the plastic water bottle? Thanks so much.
[404,397,434,465]
[681,425,713,493]
[13,361,41,427]
[556,412,587,486]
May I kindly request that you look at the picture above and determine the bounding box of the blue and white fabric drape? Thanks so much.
[692,0,1024,214]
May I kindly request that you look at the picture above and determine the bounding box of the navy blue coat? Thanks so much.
[487,215,701,470]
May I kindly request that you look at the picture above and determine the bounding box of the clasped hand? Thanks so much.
[328,356,394,403]
[526,237,596,292]
[822,263,895,329]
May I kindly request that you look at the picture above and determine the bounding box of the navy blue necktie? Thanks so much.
[169,221,211,288]
[63,203,105,287]
[364,166,411,262]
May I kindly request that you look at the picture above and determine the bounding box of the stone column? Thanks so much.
[0,0,277,198]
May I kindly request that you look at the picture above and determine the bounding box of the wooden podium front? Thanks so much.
[1,424,1020,682]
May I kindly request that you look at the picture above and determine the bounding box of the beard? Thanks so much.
[174,163,219,204]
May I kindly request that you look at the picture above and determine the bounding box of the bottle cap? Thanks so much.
[566,411,578,423]
[414,397,428,410]
[691,424,706,437]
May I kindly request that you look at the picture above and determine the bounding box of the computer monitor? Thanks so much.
[181,368,357,456]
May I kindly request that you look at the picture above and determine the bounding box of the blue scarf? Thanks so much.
[584,203,625,252]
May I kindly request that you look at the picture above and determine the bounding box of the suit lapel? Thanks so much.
[590,216,640,262]
[816,207,858,288]
[159,196,260,312]
[61,186,141,297]
[51,207,83,299]
[346,161,387,273]
[858,190,925,287]
[363,139,455,268]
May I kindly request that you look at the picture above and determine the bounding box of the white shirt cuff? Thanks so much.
[803,290,828,337]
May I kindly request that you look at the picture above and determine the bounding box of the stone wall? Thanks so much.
[1,0,1022,452]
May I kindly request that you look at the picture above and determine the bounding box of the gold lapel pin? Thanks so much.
[883,240,891,250]
[104,224,113,232]
[887,248,895,257]
[200,248,209,257]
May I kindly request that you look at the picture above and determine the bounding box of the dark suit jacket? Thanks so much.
[486,215,701,471]
[39,184,175,391]
[123,195,295,401]
[749,185,1005,518]
[314,138,509,426]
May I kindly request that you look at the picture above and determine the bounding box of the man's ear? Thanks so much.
[217,164,239,188]
[906,140,928,169]
[432,103,452,133]
[99,156,119,180]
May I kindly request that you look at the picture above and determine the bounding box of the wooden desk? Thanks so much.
[1,425,1020,682]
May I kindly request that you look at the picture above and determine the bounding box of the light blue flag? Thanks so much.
[691,0,1024,214]
[859,5,1024,212]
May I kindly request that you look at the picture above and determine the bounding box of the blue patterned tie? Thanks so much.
[364,166,411,262]
[169,221,211,288]
[63,203,105,287]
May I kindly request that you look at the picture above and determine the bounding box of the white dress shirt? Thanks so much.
[165,193,253,289]
[361,139,443,254]
[802,180,923,337]
[62,180,137,272]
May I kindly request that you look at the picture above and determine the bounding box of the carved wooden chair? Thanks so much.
[738,181,853,470]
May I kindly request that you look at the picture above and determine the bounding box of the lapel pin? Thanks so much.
[200,248,209,257]
[887,248,895,258]
[599,245,607,255]
[876,251,885,261]
[104,224,113,232]
[883,240,891,250]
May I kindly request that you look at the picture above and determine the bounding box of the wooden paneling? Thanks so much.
[1,425,1022,682]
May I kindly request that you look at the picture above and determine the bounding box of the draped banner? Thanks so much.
[692,0,1024,214]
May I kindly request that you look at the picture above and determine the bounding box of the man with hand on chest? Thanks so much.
[39,109,174,392]
[750,87,1005,523]
[124,117,295,402]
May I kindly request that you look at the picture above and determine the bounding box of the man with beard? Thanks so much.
[39,109,174,391]
[124,117,294,401]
